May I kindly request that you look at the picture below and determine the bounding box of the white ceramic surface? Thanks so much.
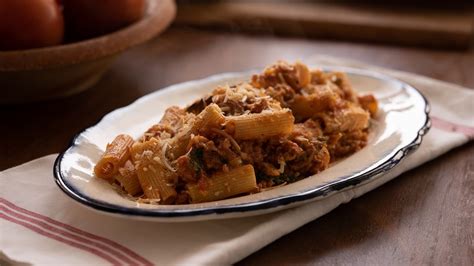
[54,66,430,222]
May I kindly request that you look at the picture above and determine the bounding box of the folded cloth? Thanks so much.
[1,57,472,265]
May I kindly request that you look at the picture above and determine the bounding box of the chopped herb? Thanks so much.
[220,157,228,164]
[256,172,299,185]
[189,148,204,173]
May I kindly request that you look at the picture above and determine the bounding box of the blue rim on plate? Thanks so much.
[53,67,431,218]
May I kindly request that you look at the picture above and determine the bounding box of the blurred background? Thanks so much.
[174,0,474,49]
[1,0,472,104]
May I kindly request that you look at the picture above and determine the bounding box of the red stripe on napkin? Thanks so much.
[432,116,474,138]
[1,198,153,266]
[0,211,122,265]
[1,205,136,265]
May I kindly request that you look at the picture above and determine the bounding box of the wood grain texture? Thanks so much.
[175,1,474,49]
[1,28,473,264]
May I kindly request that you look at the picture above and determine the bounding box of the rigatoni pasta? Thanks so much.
[187,165,257,203]
[131,138,177,203]
[115,160,142,195]
[94,134,134,180]
[94,61,377,204]
[226,109,294,140]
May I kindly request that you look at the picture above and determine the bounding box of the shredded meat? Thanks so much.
[251,60,310,91]
[326,130,368,160]
[186,83,282,116]
[140,124,174,142]
[240,131,328,185]
[265,84,296,107]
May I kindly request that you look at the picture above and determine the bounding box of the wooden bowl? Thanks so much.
[0,0,175,104]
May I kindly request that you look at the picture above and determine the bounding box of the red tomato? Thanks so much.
[63,0,145,40]
[0,0,64,50]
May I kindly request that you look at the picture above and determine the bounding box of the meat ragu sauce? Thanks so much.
[94,61,378,204]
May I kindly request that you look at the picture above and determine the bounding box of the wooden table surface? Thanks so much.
[1,28,473,265]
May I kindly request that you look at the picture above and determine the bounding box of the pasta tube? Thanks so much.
[115,160,142,196]
[187,165,257,203]
[194,103,225,131]
[131,138,177,203]
[338,106,369,132]
[358,94,378,117]
[294,61,311,87]
[323,105,370,133]
[290,91,337,118]
[226,109,294,140]
[94,134,134,180]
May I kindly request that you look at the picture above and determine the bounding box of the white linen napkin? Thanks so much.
[1,57,473,265]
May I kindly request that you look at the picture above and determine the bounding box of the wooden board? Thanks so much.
[174,1,474,49]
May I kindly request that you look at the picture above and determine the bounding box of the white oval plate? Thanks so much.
[54,66,430,222]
